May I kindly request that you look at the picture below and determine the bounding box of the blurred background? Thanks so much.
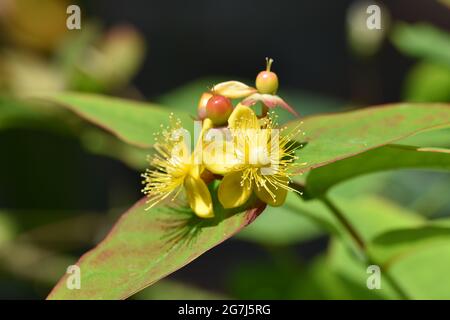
[0,0,449,299]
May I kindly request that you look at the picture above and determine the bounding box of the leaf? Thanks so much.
[47,198,265,300]
[33,92,193,148]
[323,239,398,299]
[368,223,450,267]
[304,144,450,198]
[289,103,450,174]
[402,62,450,102]
[291,194,423,255]
[236,192,323,246]
[388,242,450,299]
[328,195,423,245]
[212,81,257,99]
[0,95,150,170]
[397,127,450,148]
[390,23,450,67]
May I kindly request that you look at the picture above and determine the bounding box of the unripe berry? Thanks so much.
[206,94,233,126]
[197,92,212,119]
[255,58,279,94]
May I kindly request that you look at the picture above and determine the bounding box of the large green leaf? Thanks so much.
[34,92,193,147]
[290,103,450,173]
[47,198,265,300]
[304,144,450,198]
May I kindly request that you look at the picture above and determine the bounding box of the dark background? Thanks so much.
[87,0,449,103]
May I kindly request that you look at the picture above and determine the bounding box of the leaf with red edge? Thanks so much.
[47,198,265,300]
[289,103,450,174]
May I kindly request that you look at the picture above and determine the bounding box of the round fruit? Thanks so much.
[255,57,279,94]
[197,92,212,119]
[205,95,233,126]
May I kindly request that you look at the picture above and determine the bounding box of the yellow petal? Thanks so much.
[184,175,214,218]
[202,118,213,131]
[203,140,241,175]
[254,180,288,207]
[192,118,214,165]
[218,171,252,209]
[228,103,259,130]
[212,81,257,99]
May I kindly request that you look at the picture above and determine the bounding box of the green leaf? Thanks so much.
[329,195,423,244]
[47,198,265,300]
[323,239,398,299]
[402,62,450,102]
[0,95,149,170]
[388,242,450,299]
[368,223,450,267]
[289,103,450,173]
[291,194,423,254]
[304,144,450,198]
[236,192,323,246]
[34,92,193,147]
[397,127,450,148]
[390,23,450,67]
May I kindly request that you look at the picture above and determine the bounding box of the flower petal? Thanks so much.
[254,179,288,207]
[242,93,299,117]
[184,175,214,218]
[228,103,259,130]
[213,81,257,99]
[203,139,241,175]
[218,171,252,209]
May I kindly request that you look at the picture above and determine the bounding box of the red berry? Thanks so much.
[206,95,233,126]
[256,58,279,94]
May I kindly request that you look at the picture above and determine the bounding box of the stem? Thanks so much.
[266,57,273,72]
[321,196,365,251]
[320,195,410,300]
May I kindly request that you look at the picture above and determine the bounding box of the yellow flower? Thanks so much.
[142,116,214,218]
[204,104,300,209]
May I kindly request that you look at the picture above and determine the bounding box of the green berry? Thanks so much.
[256,57,279,94]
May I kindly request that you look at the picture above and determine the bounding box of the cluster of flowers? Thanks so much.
[142,59,301,218]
